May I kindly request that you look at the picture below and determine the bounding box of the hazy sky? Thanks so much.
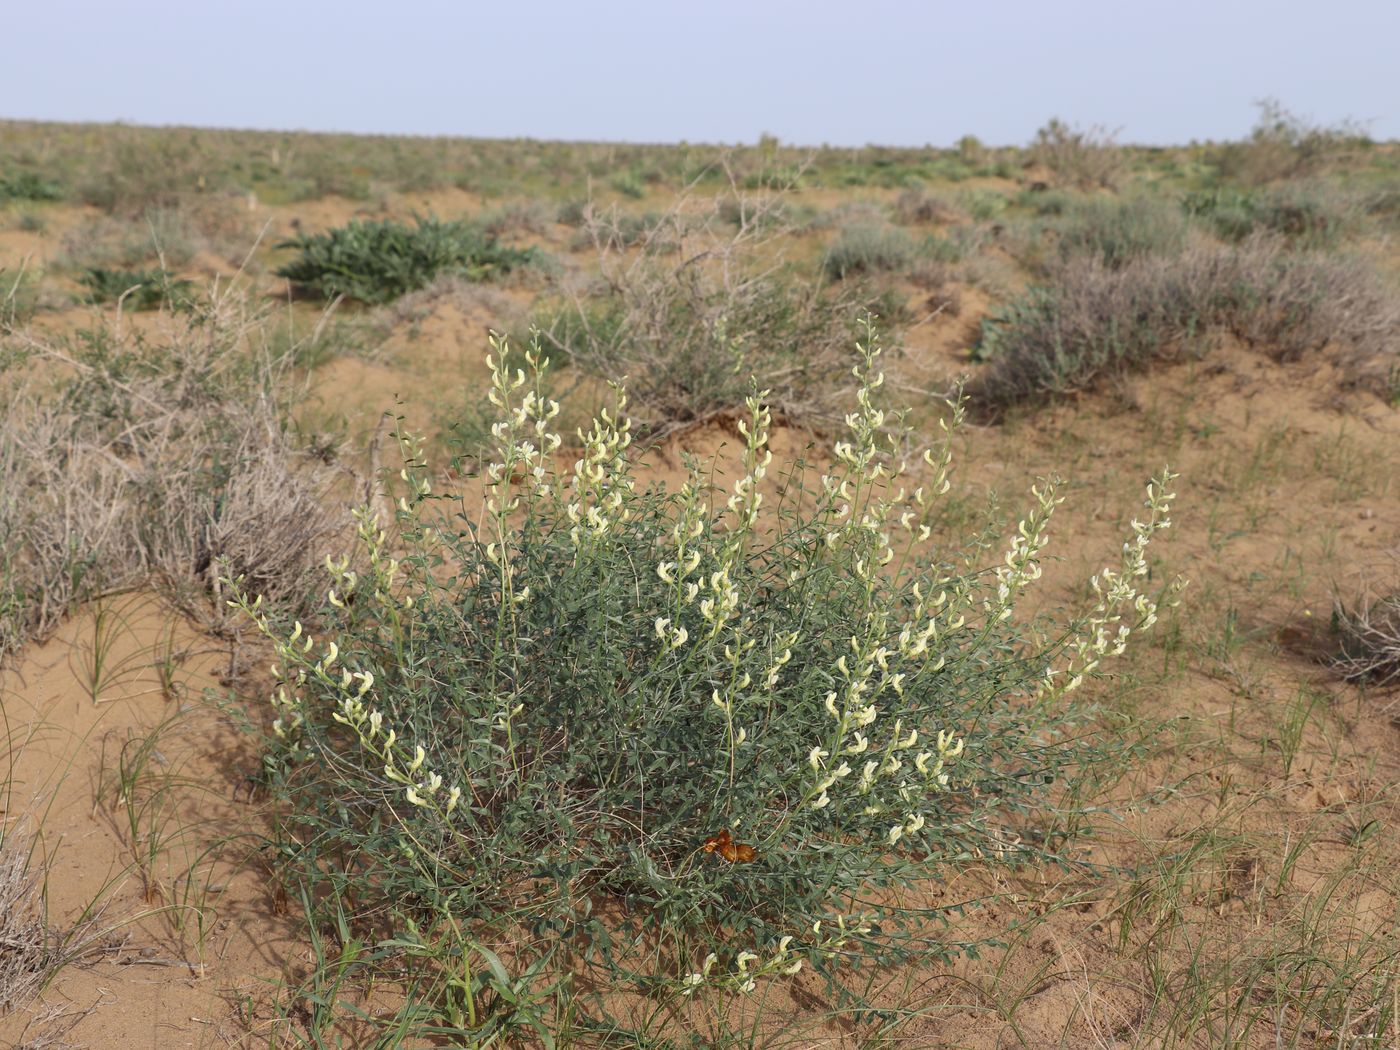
[4,0,1396,147]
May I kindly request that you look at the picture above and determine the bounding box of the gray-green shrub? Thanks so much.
[231,328,1180,1040]
[975,240,1400,403]
[822,224,922,279]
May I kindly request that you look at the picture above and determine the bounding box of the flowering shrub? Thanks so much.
[230,321,1180,1033]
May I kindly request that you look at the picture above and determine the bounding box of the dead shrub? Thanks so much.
[892,188,962,226]
[1028,118,1123,190]
[0,290,347,657]
[0,831,108,1015]
[1214,99,1372,186]
[1334,586,1400,686]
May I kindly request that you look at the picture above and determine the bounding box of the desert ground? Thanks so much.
[1,116,1398,1048]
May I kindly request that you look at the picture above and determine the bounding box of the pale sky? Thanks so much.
[4,0,1397,147]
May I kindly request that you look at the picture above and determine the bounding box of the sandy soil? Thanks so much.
[0,596,299,1049]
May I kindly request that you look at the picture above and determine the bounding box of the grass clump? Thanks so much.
[231,325,1181,1042]
[822,223,922,279]
[1042,195,1189,271]
[1,266,42,327]
[276,216,536,304]
[77,267,195,311]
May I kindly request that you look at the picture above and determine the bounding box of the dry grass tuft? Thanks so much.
[0,832,109,1017]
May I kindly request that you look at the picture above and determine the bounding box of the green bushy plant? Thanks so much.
[610,170,646,199]
[276,216,536,304]
[1182,184,1352,248]
[78,267,195,311]
[0,171,62,202]
[231,326,1181,1040]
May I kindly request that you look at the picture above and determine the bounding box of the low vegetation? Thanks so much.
[276,216,537,304]
[77,266,194,310]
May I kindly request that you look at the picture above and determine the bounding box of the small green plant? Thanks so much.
[276,216,536,304]
[78,267,195,311]
[230,324,1182,1041]
[610,170,646,199]
[0,171,62,202]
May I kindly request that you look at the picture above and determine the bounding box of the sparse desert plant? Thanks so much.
[230,325,1181,1041]
[1,264,42,327]
[1333,587,1400,686]
[539,191,898,435]
[276,216,536,304]
[891,188,961,226]
[58,207,204,272]
[1028,118,1123,190]
[1214,99,1371,185]
[75,131,216,214]
[474,200,553,238]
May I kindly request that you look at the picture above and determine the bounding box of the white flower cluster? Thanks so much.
[679,914,872,996]
[978,481,1063,631]
[228,570,465,821]
[481,336,564,609]
[1040,469,1185,700]
[799,330,970,841]
[567,382,635,554]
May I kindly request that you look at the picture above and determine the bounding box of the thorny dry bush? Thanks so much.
[0,289,347,658]
[1028,118,1123,190]
[533,181,897,437]
[1334,583,1400,686]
